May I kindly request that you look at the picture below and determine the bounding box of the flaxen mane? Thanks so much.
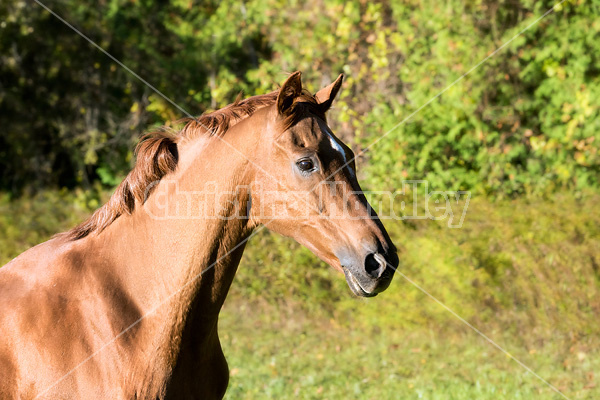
[62,89,322,241]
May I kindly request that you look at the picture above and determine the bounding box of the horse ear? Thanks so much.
[277,71,303,115]
[315,73,343,112]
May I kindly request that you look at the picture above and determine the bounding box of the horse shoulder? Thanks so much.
[0,237,116,397]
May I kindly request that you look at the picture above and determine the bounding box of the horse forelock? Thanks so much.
[61,88,323,241]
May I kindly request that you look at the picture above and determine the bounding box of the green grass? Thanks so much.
[220,303,599,399]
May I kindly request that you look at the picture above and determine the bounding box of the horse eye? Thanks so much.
[296,159,314,172]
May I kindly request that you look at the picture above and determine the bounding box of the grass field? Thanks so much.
[220,289,600,400]
[220,301,599,399]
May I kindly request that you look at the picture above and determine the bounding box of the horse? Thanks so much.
[0,71,398,399]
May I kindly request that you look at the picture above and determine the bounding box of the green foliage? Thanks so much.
[355,0,600,196]
[2,0,599,196]
[0,0,269,191]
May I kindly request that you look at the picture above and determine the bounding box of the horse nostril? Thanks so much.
[364,253,386,279]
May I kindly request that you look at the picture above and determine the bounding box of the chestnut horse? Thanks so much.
[0,72,398,399]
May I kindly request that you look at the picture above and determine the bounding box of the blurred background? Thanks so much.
[1,0,599,398]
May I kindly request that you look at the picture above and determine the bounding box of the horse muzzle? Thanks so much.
[337,247,398,297]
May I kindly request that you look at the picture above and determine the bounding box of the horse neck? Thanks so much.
[95,126,258,355]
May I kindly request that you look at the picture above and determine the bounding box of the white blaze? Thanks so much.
[324,126,355,179]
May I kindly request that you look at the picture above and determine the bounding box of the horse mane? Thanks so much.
[61,89,321,241]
